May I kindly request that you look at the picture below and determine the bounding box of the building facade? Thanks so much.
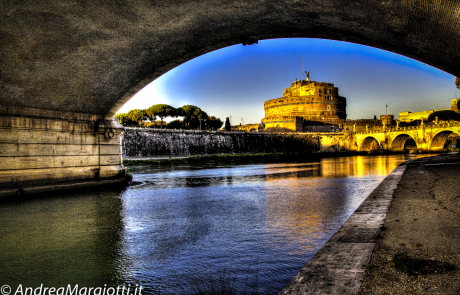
[262,75,346,132]
[398,99,460,123]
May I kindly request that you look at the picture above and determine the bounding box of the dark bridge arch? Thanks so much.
[390,134,418,151]
[359,137,380,152]
[1,2,460,197]
[430,131,460,150]
[1,1,460,118]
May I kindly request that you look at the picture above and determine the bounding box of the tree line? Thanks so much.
[116,104,224,130]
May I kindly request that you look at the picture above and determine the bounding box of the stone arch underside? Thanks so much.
[1,1,460,118]
[360,137,380,152]
[431,131,460,150]
[390,134,417,151]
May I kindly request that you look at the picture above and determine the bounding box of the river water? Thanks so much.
[0,154,435,294]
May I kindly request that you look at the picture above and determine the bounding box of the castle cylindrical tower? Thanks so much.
[262,78,347,132]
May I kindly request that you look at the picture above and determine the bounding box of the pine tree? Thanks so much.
[224,117,231,131]
[146,104,178,129]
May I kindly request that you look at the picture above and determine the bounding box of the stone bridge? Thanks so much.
[1,1,460,196]
[320,122,460,152]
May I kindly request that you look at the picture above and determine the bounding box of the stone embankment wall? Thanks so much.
[0,105,126,197]
[122,128,321,157]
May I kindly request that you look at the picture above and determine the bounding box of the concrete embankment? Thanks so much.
[279,154,409,294]
[280,153,460,294]
[358,153,460,294]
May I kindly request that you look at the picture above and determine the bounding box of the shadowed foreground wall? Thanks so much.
[0,106,126,198]
[122,128,320,157]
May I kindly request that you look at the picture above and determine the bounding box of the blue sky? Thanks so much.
[116,38,458,125]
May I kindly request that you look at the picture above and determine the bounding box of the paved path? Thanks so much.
[359,153,460,294]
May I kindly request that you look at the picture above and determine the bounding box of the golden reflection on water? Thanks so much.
[261,154,438,256]
[263,176,350,255]
[321,154,438,178]
[321,155,397,178]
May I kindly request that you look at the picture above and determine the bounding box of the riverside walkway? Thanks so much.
[280,153,460,294]
[358,153,460,294]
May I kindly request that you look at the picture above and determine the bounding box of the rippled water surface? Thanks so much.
[0,154,435,294]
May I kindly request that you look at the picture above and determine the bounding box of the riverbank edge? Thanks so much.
[0,178,128,199]
[278,158,410,294]
[122,150,427,166]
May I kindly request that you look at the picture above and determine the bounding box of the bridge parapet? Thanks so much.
[345,121,460,152]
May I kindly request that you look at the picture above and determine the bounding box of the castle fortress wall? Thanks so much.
[305,119,381,125]
[303,118,386,132]
[262,79,347,132]
[263,81,346,120]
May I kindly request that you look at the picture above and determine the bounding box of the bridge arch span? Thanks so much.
[390,134,418,151]
[359,136,381,152]
[1,2,460,117]
[430,130,460,150]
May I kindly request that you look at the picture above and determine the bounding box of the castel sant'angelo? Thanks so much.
[238,72,460,133]
[260,72,388,133]
[262,72,347,132]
